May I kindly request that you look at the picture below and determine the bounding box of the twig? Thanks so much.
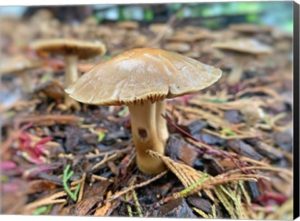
[24,190,67,211]
[91,153,119,171]
[91,174,114,183]
[86,146,132,160]
[108,170,167,201]
[77,172,86,202]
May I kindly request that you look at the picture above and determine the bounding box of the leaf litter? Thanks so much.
[0,10,293,220]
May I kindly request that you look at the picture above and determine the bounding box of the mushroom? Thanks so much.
[164,42,191,53]
[183,50,201,59]
[149,23,174,37]
[125,31,148,48]
[66,48,222,174]
[0,56,42,93]
[165,30,214,54]
[166,32,196,43]
[240,103,265,128]
[166,30,213,43]
[229,24,274,44]
[30,38,106,109]
[229,23,272,34]
[212,39,272,85]
[212,29,238,41]
[117,21,139,30]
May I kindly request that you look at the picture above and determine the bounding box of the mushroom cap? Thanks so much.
[166,32,196,43]
[0,56,42,75]
[117,21,139,30]
[164,42,191,53]
[212,39,272,55]
[166,30,212,43]
[30,39,107,59]
[66,48,222,105]
[229,24,272,34]
[149,23,173,36]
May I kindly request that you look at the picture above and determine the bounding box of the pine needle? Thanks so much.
[173,174,209,199]
[132,190,143,217]
[239,181,251,206]
[193,207,209,218]
[125,193,133,217]
[214,186,237,219]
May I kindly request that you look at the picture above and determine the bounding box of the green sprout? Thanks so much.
[221,128,236,137]
[97,131,106,142]
[62,164,80,202]
[206,98,228,103]
[33,205,52,215]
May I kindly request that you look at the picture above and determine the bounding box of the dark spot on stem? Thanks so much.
[138,128,147,138]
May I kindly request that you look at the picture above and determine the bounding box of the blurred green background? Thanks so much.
[0,1,293,32]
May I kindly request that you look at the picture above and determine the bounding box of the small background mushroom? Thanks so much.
[30,38,107,109]
[0,56,42,93]
[212,39,272,85]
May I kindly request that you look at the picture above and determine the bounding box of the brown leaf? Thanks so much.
[26,179,58,194]
[94,191,112,216]
[75,180,111,216]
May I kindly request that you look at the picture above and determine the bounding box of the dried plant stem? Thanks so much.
[108,170,167,201]
[91,174,114,183]
[77,173,86,202]
[24,190,68,211]
[224,165,293,177]
[91,153,119,171]
[86,146,132,159]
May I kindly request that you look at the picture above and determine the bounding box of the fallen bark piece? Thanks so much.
[157,198,196,217]
[227,140,264,161]
[15,114,82,127]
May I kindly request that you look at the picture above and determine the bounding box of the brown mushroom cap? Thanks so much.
[30,39,107,59]
[149,23,173,36]
[212,39,272,55]
[66,48,222,105]
[0,56,42,75]
[117,21,139,30]
[229,23,273,34]
[164,42,191,53]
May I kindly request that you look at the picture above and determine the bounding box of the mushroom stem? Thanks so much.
[20,73,32,93]
[227,65,243,85]
[64,55,80,109]
[128,100,166,175]
[156,100,169,144]
[227,56,247,85]
[65,55,78,88]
